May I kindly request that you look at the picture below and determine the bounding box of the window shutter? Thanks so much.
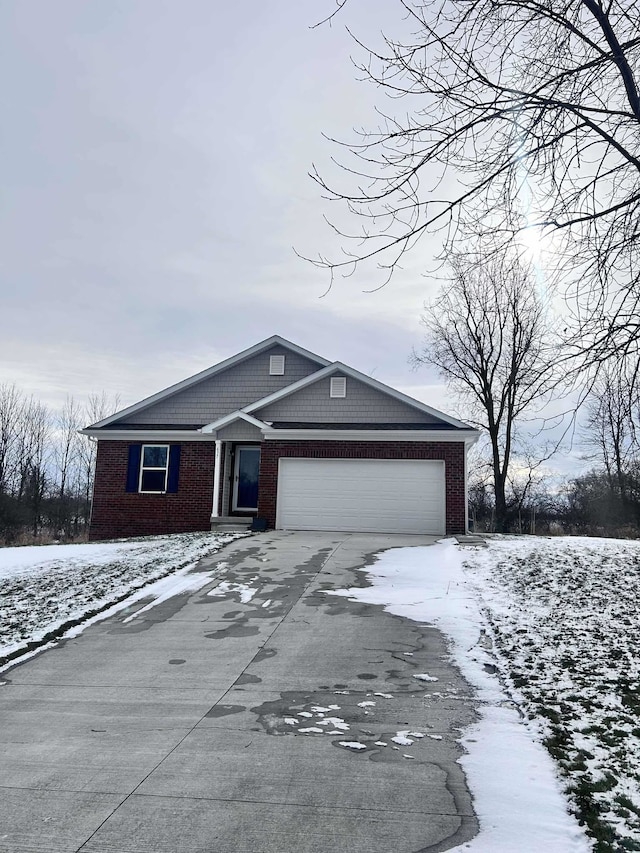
[126,445,142,492]
[166,444,181,493]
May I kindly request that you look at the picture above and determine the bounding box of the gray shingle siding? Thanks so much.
[122,347,321,426]
[255,377,444,424]
[217,421,263,441]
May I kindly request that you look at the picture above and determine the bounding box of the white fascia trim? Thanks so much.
[262,429,481,442]
[246,361,474,430]
[201,411,271,434]
[79,429,216,442]
[88,335,330,429]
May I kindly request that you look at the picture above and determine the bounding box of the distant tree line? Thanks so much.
[469,465,640,538]
[0,385,119,545]
[3,363,639,544]
[468,358,640,537]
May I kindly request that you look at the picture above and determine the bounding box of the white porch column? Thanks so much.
[464,439,470,533]
[211,440,222,517]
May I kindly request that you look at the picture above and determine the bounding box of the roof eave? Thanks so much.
[262,428,481,443]
[79,428,216,442]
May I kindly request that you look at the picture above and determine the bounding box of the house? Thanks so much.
[82,336,480,540]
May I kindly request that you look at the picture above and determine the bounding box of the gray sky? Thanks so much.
[0,2,440,398]
[0,1,585,477]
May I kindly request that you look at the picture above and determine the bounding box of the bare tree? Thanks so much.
[51,396,83,537]
[583,359,640,514]
[15,399,51,537]
[311,0,640,361]
[414,252,559,531]
[54,397,81,500]
[0,383,25,495]
[76,392,121,528]
[0,387,121,543]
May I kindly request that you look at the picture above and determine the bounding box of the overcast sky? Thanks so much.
[0,1,585,476]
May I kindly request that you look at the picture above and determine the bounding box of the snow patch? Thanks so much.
[391,734,414,746]
[1,532,244,665]
[332,537,592,853]
[207,581,256,603]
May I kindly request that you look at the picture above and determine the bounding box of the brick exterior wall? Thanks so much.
[89,438,467,540]
[89,441,215,540]
[257,440,467,534]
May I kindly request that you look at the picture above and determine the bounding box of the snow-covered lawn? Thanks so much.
[0,532,243,667]
[467,537,640,852]
[335,535,640,853]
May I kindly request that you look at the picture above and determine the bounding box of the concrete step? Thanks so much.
[210,516,253,532]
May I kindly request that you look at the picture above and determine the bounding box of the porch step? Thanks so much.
[210,516,253,532]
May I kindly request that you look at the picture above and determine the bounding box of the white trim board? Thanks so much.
[261,429,480,443]
[79,429,216,442]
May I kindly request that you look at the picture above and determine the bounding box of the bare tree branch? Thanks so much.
[310,0,640,362]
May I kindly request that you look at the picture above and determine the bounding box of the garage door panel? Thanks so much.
[276,458,445,534]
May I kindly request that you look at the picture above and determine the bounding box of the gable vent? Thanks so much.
[270,354,285,375]
[330,376,347,398]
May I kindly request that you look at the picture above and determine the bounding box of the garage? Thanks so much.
[276,458,446,534]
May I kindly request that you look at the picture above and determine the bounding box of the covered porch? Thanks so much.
[204,412,266,531]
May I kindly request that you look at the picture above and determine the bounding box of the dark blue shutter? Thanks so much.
[126,445,142,492]
[167,444,181,493]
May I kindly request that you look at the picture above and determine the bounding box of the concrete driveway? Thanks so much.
[0,531,478,853]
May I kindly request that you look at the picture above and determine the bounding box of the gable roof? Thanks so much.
[88,335,330,429]
[245,361,473,430]
[201,411,272,434]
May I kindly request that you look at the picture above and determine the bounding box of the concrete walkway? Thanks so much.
[0,532,478,853]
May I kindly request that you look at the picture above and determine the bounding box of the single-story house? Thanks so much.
[82,336,480,540]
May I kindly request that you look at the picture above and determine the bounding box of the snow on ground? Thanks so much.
[333,536,633,853]
[465,537,640,852]
[207,579,258,603]
[0,532,244,667]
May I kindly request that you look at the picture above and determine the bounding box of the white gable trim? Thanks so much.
[201,411,272,435]
[88,336,330,429]
[245,362,473,430]
[79,429,216,441]
[262,428,480,443]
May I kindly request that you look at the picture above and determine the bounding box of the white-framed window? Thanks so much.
[270,354,285,375]
[330,376,347,398]
[139,444,169,493]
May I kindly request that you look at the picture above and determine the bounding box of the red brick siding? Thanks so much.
[257,441,466,534]
[89,441,215,540]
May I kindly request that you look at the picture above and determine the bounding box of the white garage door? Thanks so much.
[276,458,446,534]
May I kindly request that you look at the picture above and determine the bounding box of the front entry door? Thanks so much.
[232,445,261,512]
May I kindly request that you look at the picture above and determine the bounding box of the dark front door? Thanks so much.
[232,445,260,512]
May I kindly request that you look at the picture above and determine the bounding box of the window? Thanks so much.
[330,376,347,398]
[126,444,181,494]
[139,444,169,492]
[270,354,285,375]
